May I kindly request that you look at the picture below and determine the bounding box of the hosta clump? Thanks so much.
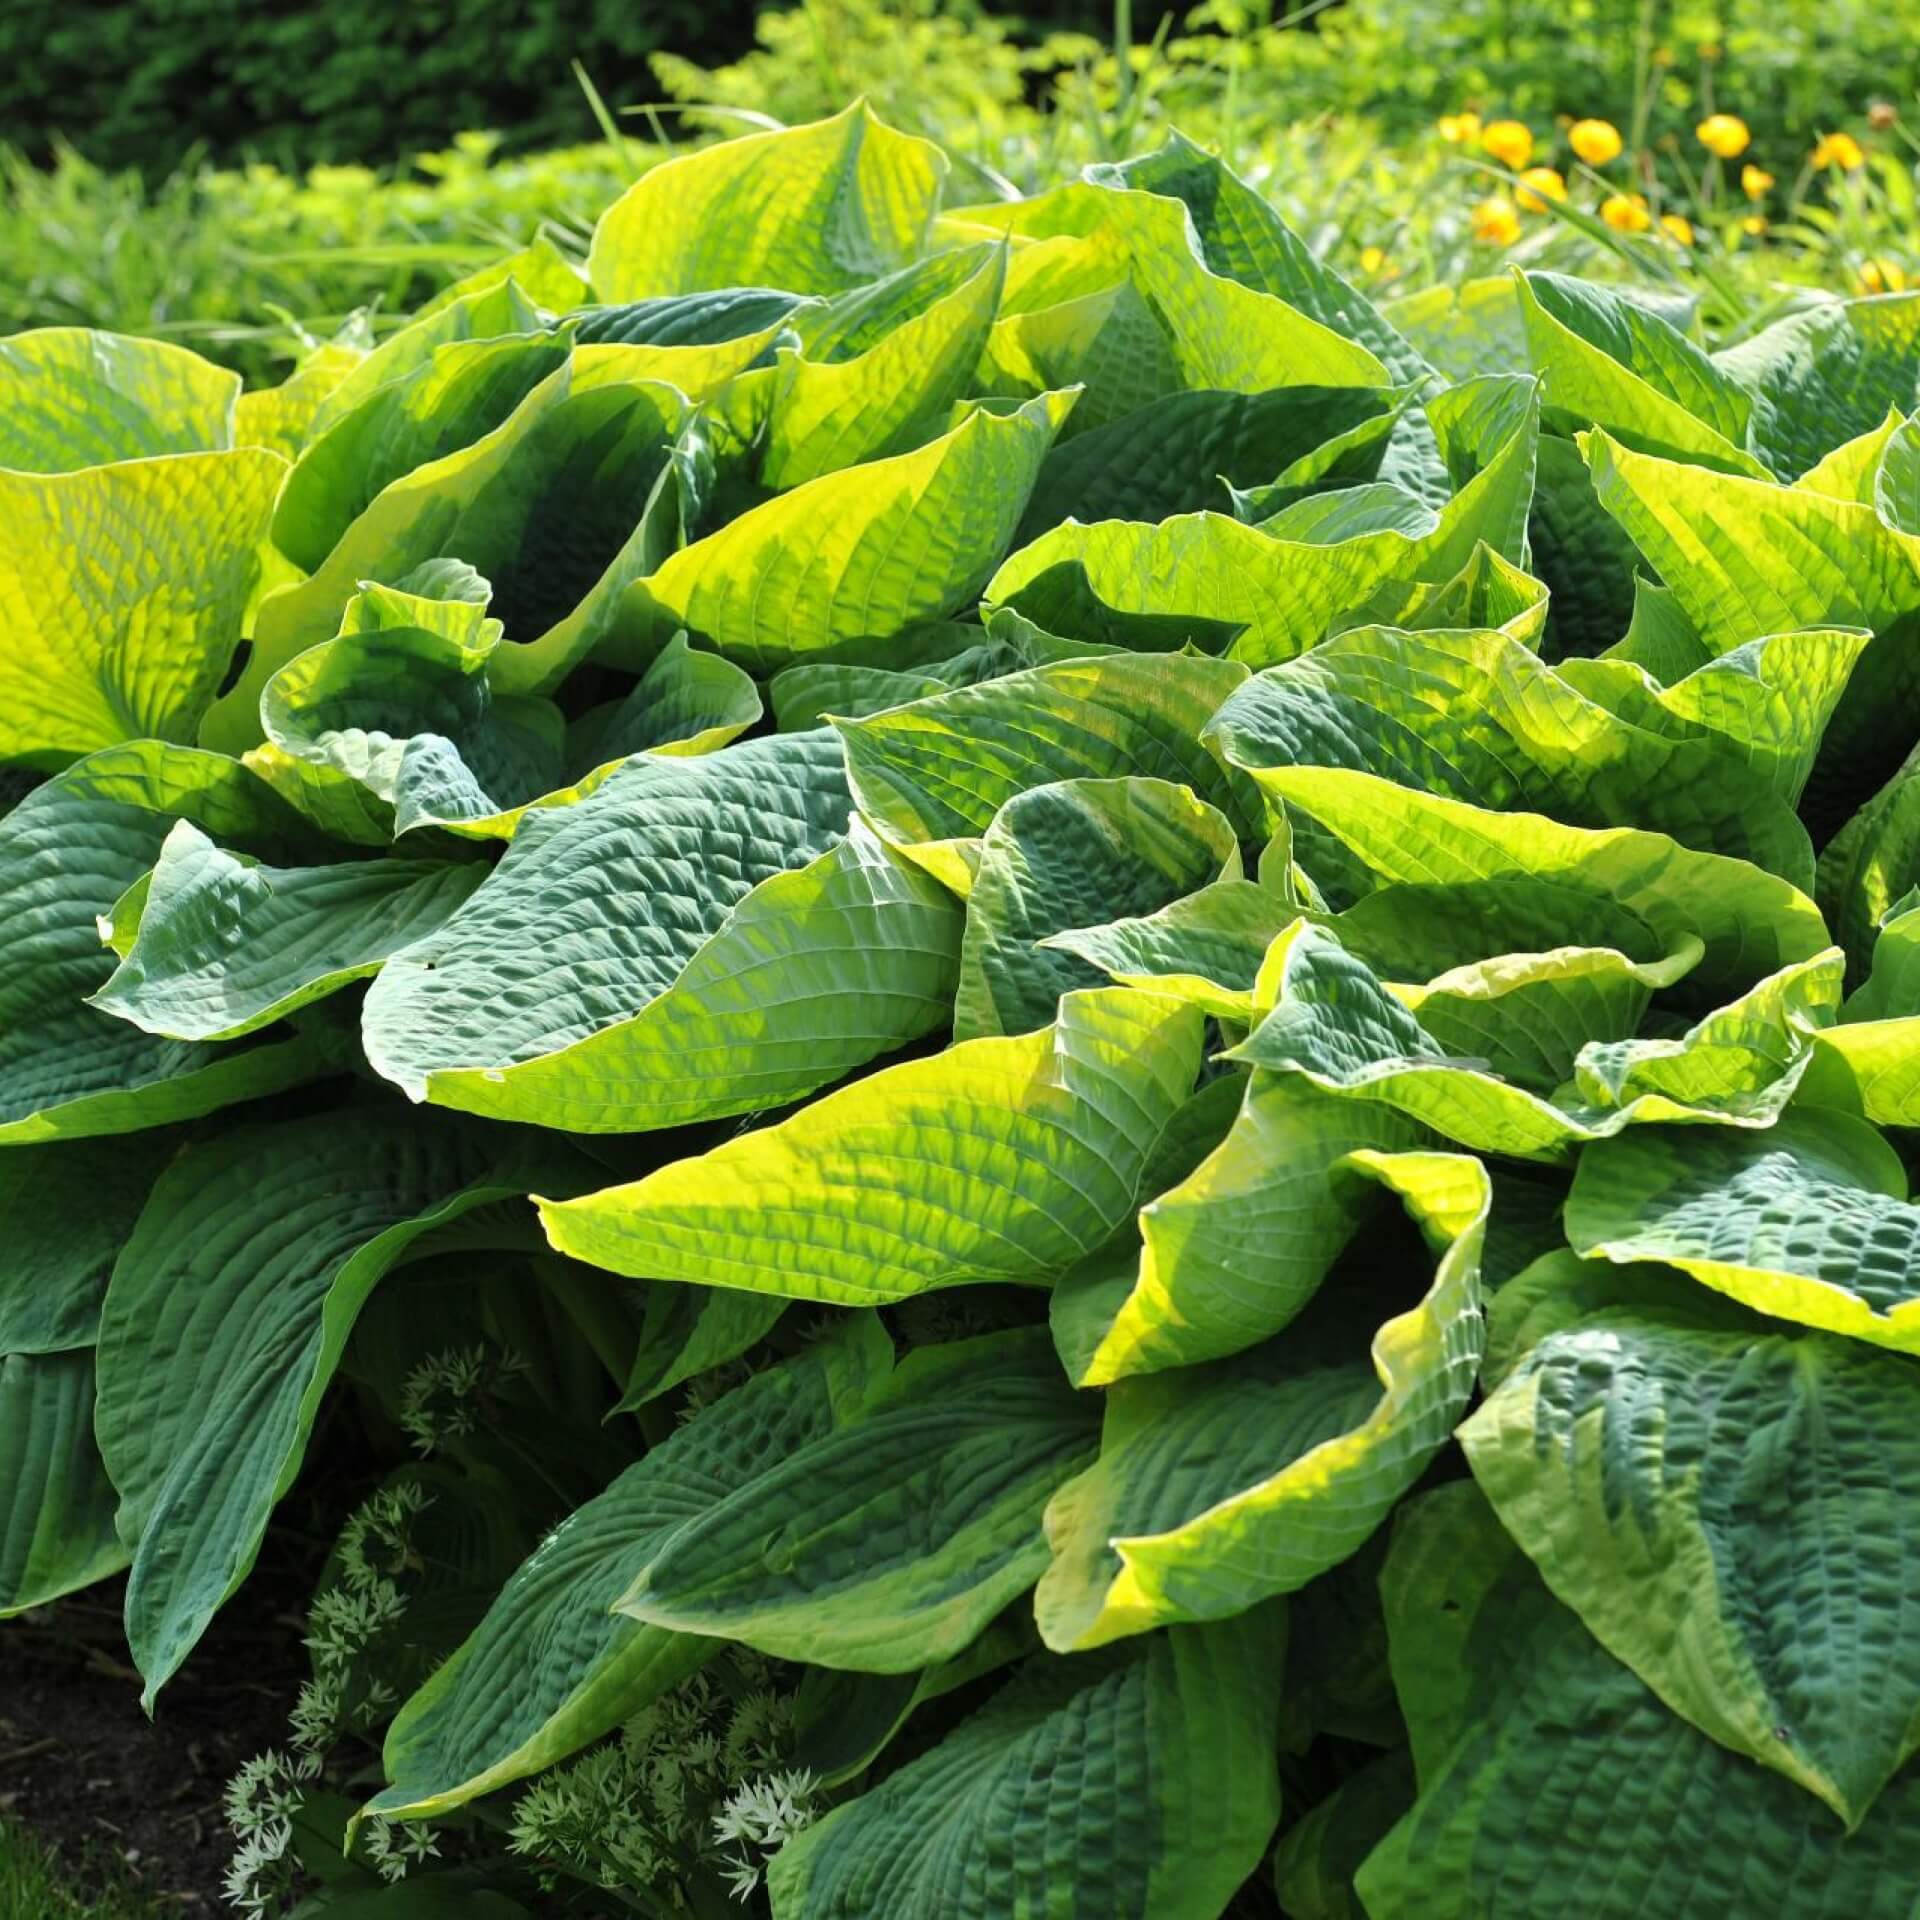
[9,99,1920,1919]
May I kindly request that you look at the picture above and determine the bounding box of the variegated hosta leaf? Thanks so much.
[272,331,570,572]
[1035,1148,1487,1648]
[986,380,1537,668]
[0,744,329,1144]
[362,1316,892,1824]
[956,777,1240,1040]
[617,1328,1099,1671]
[837,650,1259,891]
[231,323,372,460]
[1205,624,1817,885]
[0,1350,127,1617]
[0,1134,178,1354]
[1229,921,1843,1161]
[1580,427,1920,839]
[0,327,238,471]
[1254,765,1831,1004]
[1270,1749,1416,1920]
[1556,628,1866,812]
[362,735,964,1131]
[1086,133,1429,384]
[613,389,1074,673]
[207,370,692,742]
[1359,1483,1920,1919]
[1015,384,1398,541]
[1059,1072,1427,1384]
[1464,1301,1920,1825]
[0,445,284,767]
[1043,878,1303,1022]
[587,103,946,301]
[1713,292,1920,482]
[766,1608,1286,1920]
[90,822,484,1042]
[540,987,1206,1306]
[1516,270,1761,474]
[95,1111,592,1701]
[1566,1108,1920,1352]
[761,244,1006,486]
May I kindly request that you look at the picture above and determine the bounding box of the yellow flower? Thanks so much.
[1812,130,1866,170]
[1470,196,1522,246]
[1859,258,1909,293]
[1660,213,1695,245]
[1740,164,1774,200]
[1600,193,1652,232]
[1568,118,1623,165]
[1515,166,1567,212]
[1695,114,1751,159]
[1741,215,1769,237]
[1438,112,1483,145]
[1359,245,1391,275]
[1481,120,1535,169]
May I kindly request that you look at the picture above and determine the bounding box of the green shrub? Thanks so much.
[8,100,1920,1920]
[0,0,758,174]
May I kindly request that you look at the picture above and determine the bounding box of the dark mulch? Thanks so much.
[0,1519,337,1910]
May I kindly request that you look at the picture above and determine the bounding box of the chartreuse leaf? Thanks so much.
[1713,292,1920,481]
[1043,879,1302,1022]
[837,652,1257,889]
[272,332,570,572]
[540,987,1205,1305]
[956,778,1240,1040]
[1558,628,1866,810]
[306,278,550,436]
[1093,182,1393,395]
[1205,624,1814,882]
[1567,1108,1920,1352]
[0,1135,176,1355]
[94,1111,589,1702]
[207,370,691,742]
[612,390,1073,674]
[0,744,328,1144]
[1463,1298,1920,1826]
[571,287,811,352]
[588,103,946,301]
[762,244,1006,486]
[253,604,564,845]
[765,1607,1286,1920]
[1253,765,1831,1003]
[1515,270,1762,474]
[0,1350,127,1616]
[1014,385,1397,541]
[1358,1482,1920,1920]
[1063,1074,1426,1385]
[89,821,485,1042]
[1581,428,1920,835]
[232,322,370,460]
[361,1316,891,1824]
[986,382,1537,668]
[0,327,238,469]
[982,279,1181,434]
[1233,922,1840,1160]
[0,446,284,768]
[1087,133,1430,385]
[1036,1147,1487,1648]
[617,1328,1099,1671]
[363,737,963,1131]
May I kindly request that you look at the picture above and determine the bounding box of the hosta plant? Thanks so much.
[8,99,1920,1919]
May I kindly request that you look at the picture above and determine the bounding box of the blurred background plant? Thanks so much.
[2,0,1915,379]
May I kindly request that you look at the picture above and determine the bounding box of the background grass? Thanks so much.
[0,1817,171,1920]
